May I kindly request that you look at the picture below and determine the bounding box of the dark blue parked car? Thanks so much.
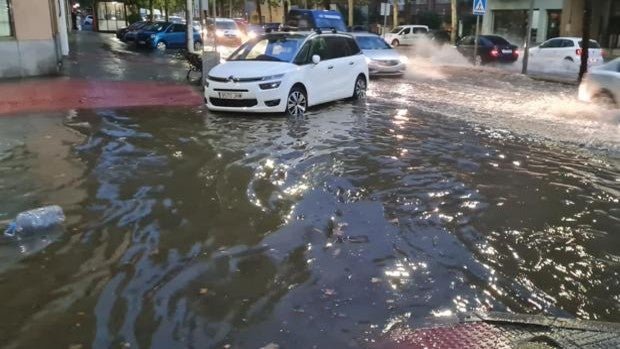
[285,9,346,32]
[123,21,150,42]
[136,22,202,51]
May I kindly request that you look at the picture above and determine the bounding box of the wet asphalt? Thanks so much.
[0,32,618,349]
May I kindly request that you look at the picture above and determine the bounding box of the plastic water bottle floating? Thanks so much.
[4,205,65,237]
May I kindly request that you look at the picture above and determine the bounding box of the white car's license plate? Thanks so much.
[502,49,512,54]
[138,40,146,44]
[219,92,243,99]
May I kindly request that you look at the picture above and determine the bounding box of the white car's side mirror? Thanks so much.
[312,54,321,64]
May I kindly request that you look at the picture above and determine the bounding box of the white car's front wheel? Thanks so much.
[352,75,367,100]
[592,90,617,109]
[156,41,167,51]
[286,86,307,117]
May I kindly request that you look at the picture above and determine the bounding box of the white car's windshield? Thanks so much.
[390,26,403,34]
[216,21,237,30]
[356,36,391,50]
[228,35,306,62]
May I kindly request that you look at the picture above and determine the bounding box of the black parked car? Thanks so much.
[116,21,148,41]
[456,35,519,65]
[427,29,451,45]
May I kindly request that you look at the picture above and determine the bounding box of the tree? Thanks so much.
[578,0,591,83]
[186,0,194,51]
[255,0,263,23]
[450,0,457,44]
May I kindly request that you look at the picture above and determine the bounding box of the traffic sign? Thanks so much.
[380,3,390,16]
[473,0,486,15]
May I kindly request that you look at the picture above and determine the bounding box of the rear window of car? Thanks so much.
[315,17,346,31]
[485,36,510,45]
[578,40,601,48]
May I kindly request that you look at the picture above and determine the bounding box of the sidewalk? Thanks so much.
[0,31,203,116]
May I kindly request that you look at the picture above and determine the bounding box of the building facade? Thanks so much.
[0,0,70,78]
[482,0,620,50]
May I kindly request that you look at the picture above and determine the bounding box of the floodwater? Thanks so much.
[1,57,620,348]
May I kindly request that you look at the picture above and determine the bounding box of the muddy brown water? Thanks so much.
[0,81,619,348]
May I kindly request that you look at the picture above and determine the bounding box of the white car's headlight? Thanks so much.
[261,74,285,81]
[259,81,281,90]
[399,55,409,64]
[248,31,257,39]
[365,57,372,64]
[216,30,224,37]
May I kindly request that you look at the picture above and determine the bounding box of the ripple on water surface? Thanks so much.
[0,101,618,348]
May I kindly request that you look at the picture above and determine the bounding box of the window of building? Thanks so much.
[0,0,13,37]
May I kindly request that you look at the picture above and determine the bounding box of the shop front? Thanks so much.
[482,0,564,44]
[96,1,127,32]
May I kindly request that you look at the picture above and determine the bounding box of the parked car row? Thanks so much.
[117,21,202,51]
[117,18,250,50]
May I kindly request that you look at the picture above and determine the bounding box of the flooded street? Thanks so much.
[1,34,619,349]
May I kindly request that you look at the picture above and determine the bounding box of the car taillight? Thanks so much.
[576,48,583,56]
[513,49,519,57]
[490,46,500,57]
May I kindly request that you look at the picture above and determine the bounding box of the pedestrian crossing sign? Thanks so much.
[473,0,486,15]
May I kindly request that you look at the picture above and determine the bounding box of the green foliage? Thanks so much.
[127,12,142,23]
[411,11,444,30]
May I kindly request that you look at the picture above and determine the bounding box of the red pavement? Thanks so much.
[0,79,203,116]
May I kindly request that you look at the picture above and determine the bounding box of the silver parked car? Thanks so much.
[578,58,620,108]
[353,32,407,77]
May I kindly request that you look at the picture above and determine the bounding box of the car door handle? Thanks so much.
[349,62,355,65]
[328,65,334,69]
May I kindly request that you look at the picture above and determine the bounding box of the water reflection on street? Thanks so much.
[0,79,618,348]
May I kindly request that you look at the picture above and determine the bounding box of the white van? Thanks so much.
[383,25,429,47]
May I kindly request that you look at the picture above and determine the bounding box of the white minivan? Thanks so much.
[205,30,369,116]
[383,25,429,47]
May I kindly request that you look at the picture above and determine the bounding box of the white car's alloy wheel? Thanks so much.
[287,88,307,116]
[353,76,367,100]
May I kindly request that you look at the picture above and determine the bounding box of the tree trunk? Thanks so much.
[268,0,272,22]
[578,0,591,83]
[164,0,169,22]
[229,0,232,18]
[186,0,194,52]
[149,0,154,21]
[348,0,353,27]
[392,0,398,27]
[450,0,457,44]
[521,0,534,74]
[255,0,263,23]
[323,0,330,10]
